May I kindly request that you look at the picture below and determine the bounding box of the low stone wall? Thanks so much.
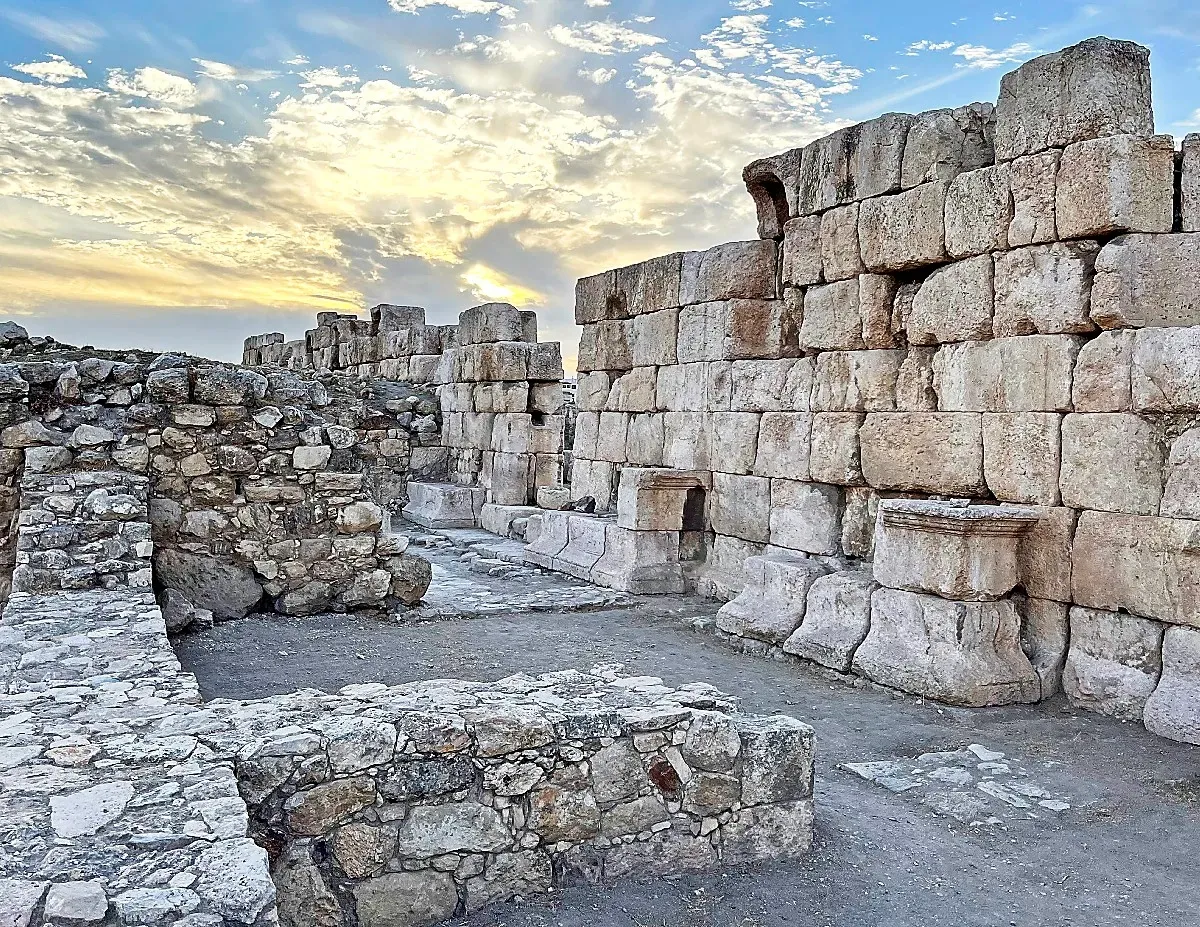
[198,672,814,927]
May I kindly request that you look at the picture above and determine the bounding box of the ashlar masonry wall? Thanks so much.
[566,37,1200,743]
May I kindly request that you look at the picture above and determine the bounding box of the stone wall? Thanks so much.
[562,37,1200,743]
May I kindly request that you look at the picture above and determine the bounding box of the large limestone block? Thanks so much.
[156,549,264,621]
[730,358,810,412]
[459,303,524,344]
[1143,627,1200,745]
[663,412,711,470]
[1162,428,1200,520]
[594,412,629,463]
[872,500,1040,601]
[488,452,535,506]
[606,367,658,413]
[933,335,1080,412]
[819,204,865,282]
[716,553,829,644]
[725,298,799,360]
[841,487,880,560]
[575,372,611,412]
[895,344,938,411]
[1012,504,1075,602]
[576,270,618,325]
[859,413,985,495]
[1007,151,1060,246]
[1183,135,1200,233]
[372,302,424,333]
[945,164,1012,259]
[614,252,683,316]
[571,458,615,511]
[811,350,902,413]
[1072,510,1200,627]
[700,534,767,600]
[711,412,761,475]
[616,468,706,531]
[1063,606,1164,721]
[982,413,1062,505]
[591,524,685,594]
[752,412,811,480]
[1059,413,1164,515]
[680,240,777,304]
[799,275,896,351]
[1056,135,1175,240]
[745,148,802,238]
[781,215,823,287]
[656,362,709,412]
[631,309,678,367]
[993,242,1099,337]
[676,302,726,363]
[809,412,864,486]
[769,480,842,555]
[859,182,949,272]
[854,589,1041,707]
[403,481,485,529]
[1091,234,1200,329]
[797,113,914,214]
[994,37,1154,161]
[901,103,995,189]
[782,570,876,671]
[1072,330,1134,411]
[1020,597,1070,700]
[710,473,771,543]
[908,255,994,345]
[625,413,665,466]
[1130,326,1200,413]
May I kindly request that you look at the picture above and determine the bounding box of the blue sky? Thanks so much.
[1,0,1198,364]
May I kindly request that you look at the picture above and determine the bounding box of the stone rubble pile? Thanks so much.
[552,37,1200,743]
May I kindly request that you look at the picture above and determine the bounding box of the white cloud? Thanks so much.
[194,59,279,82]
[387,0,517,18]
[106,67,199,108]
[548,21,667,55]
[580,67,618,84]
[298,67,361,89]
[731,0,772,9]
[863,34,878,41]
[1,10,105,52]
[952,42,1038,69]
[284,55,310,66]
[11,56,87,85]
[905,39,955,55]
[585,0,611,6]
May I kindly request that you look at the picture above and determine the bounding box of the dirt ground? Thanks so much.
[176,544,1200,927]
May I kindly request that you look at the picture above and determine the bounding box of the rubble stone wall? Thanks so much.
[568,37,1200,742]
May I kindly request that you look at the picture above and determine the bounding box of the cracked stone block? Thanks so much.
[982,413,1062,506]
[769,480,842,555]
[591,523,684,594]
[812,350,903,413]
[459,302,524,344]
[710,473,771,544]
[1162,428,1200,520]
[631,310,678,367]
[680,240,777,305]
[402,482,485,529]
[1071,511,1200,628]
[841,488,879,560]
[933,335,1081,412]
[782,570,876,672]
[872,500,1040,601]
[577,320,632,372]
[663,412,711,471]
[1184,134,1200,233]
[809,413,864,486]
[730,358,810,413]
[895,345,938,412]
[908,255,994,345]
[606,368,657,413]
[854,588,1041,707]
[901,103,995,189]
[716,553,829,644]
[781,215,823,287]
[1144,627,1200,745]
[1012,504,1076,603]
[859,182,949,272]
[576,270,618,324]
[945,164,1012,259]
[1007,150,1060,246]
[1060,413,1164,515]
[797,113,914,214]
[721,800,814,864]
[1056,135,1175,240]
[677,303,726,364]
[614,252,683,317]
[1064,606,1164,721]
[994,37,1154,161]
[1072,330,1134,411]
[1092,234,1200,329]
[1019,597,1070,700]
[594,412,629,463]
[711,412,761,475]
[799,275,896,352]
[625,413,665,466]
[820,204,864,282]
[859,412,985,495]
[1130,326,1200,413]
[725,298,799,360]
[751,412,811,480]
[993,241,1099,337]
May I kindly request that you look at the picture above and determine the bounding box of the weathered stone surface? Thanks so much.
[195,839,276,923]
[873,500,1040,601]
[1056,134,1174,240]
[722,800,814,864]
[1059,413,1164,515]
[352,872,458,927]
[901,103,995,189]
[933,336,1080,412]
[1007,151,1060,246]
[982,413,1062,505]
[44,881,108,924]
[50,781,135,838]
[859,182,948,272]
[781,215,823,287]
[403,482,484,529]
[782,571,876,672]
[1071,511,1200,628]
[994,37,1154,160]
[1072,329,1134,411]
[854,588,1041,707]
[1013,504,1076,602]
[812,351,902,413]
[751,412,811,480]
[395,804,511,855]
[945,164,1011,258]
[730,358,809,413]
[717,553,828,644]
[680,240,777,304]
[797,113,913,214]
[1183,134,1200,233]
[710,412,760,475]
[710,473,771,543]
[155,549,263,621]
[820,204,864,282]
[744,148,801,238]
[1161,428,1200,520]
[1020,597,1070,700]
[1143,627,1200,745]
[1063,606,1164,721]
[908,255,993,345]
[799,275,895,352]
[859,413,985,495]
[1092,234,1200,329]
[1130,326,1200,413]
[993,242,1099,337]
[769,480,841,555]
[809,412,864,486]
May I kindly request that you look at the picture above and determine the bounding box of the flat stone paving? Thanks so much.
[176,552,1200,927]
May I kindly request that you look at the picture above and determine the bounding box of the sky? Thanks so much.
[2,0,1199,367]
